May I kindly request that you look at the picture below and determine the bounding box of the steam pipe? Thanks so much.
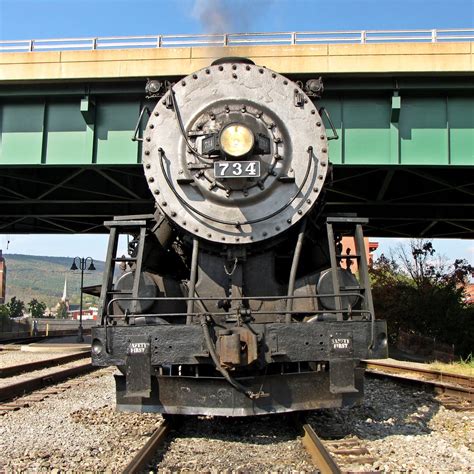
[186,238,199,325]
[285,219,307,322]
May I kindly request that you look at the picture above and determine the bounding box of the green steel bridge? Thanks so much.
[0,31,473,238]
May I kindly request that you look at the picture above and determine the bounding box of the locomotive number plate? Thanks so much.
[214,161,260,178]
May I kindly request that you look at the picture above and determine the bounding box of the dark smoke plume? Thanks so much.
[192,0,265,34]
[192,0,232,33]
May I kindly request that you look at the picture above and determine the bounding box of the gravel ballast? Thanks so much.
[154,416,314,472]
[0,369,163,472]
[309,378,474,472]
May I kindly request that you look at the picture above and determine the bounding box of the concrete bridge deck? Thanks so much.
[1,42,473,81]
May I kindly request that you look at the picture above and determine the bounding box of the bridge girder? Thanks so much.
[0,165,472,238]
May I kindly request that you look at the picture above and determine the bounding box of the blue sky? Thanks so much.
[0,0,473,264]
[0,0,473,40]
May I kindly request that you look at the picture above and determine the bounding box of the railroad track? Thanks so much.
[362,359,474,411]
[0,336,48,345]
[300,421,376,473]
[120,416,373,474]
[0,332,85,345]
[0,352,89,378]
[0,359,96,414]
[122,419,172,474]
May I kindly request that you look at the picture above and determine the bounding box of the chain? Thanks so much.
[224,257,238,276]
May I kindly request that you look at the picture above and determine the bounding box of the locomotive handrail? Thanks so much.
[106,309,372,318]
[102,292,374,355]
[106,292,367,301]
[1,28,473,53]
[104,292,371,319]
[131,106,150,143]
[318,107,339,141]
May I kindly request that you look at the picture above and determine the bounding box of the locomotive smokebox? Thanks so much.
[142,58,329,245]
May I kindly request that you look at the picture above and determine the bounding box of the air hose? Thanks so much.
[199,314,267,400]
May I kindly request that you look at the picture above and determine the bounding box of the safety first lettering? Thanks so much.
[129,342,148,354]
[332,338,350,349]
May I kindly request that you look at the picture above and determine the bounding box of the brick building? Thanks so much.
[341,237,379,271]
[68,306,98,321]
[464,283,474,305]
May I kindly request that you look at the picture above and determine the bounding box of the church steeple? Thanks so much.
[61,276,68,302]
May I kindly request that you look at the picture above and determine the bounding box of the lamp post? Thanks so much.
[70,257,96,343]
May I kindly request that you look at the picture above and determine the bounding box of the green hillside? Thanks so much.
[3,254,105,308]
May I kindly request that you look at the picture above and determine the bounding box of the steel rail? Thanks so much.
[0,329,92,344]
[362,360,474,402]
[0,360,95,402]
[0,335,46,345]
[0,352,89,378]
[300,423,342,474]
[122,420,171,474]
[1,28,473,53]
[362,360,474,386]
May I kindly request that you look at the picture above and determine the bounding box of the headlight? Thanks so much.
[91,338,103,355]
[219,123,254,157]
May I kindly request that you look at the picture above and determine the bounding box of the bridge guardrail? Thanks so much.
[1,29,473,53]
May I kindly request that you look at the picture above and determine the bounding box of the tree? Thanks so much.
[0,304,9,320]
[6,297,25,319]
[28,299,47,319]
[56,301,68,319]
[0,304,10,332]
[370,239,474,357]
[394,239,473,290]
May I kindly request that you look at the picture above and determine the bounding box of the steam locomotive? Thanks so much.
[91,57,388,416]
